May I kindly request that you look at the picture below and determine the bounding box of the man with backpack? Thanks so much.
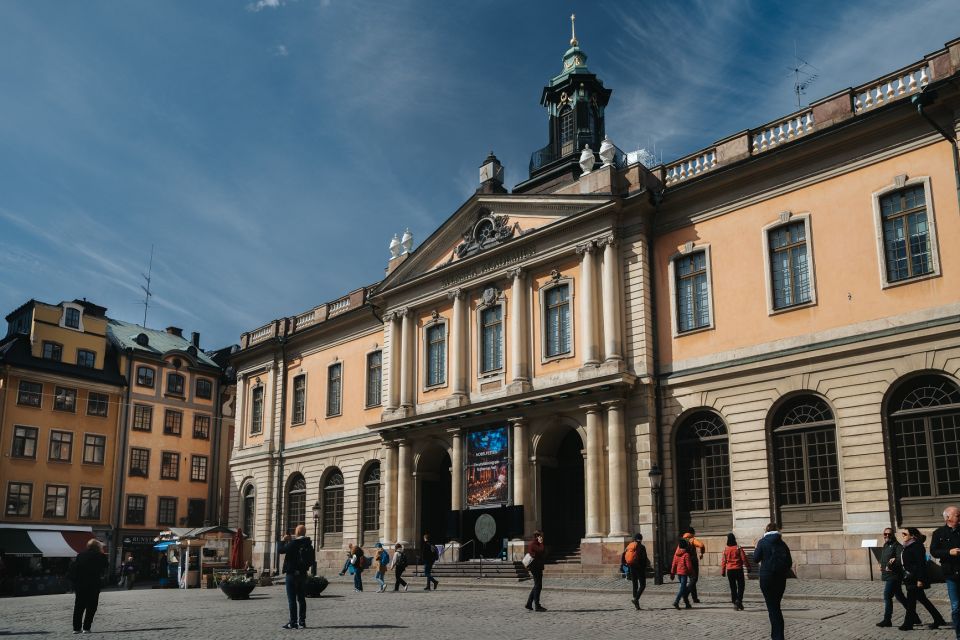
[391,543,409,592]
[421,533,439,591]
[753,522,793,640]
[621,533,649,610]
[278,524,316,630]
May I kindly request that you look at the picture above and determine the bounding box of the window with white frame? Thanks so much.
[366,351,382,407]
[480,305,504,374]
[326,363,342,417]
[250,387,264,434]
[425,323,446,387]
[292,375,306,424]
[879,183,935,283]
[674,250,712,333]
[543,282,572,358]
[767,219,813,310]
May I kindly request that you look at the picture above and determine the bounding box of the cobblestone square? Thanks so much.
[0,577,955,640]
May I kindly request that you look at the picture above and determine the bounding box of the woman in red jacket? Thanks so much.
[721,532,749,610]
[670,537,695,609]
[524,531,546,612]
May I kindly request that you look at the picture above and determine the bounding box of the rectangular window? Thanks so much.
[480,306,503,373]
[129,447,150,477]
[160,452,179,479]
[5,482,32,516]
[136,366,155,388]
[251,387,263,434]
[79,487,102,519]
[426,324,446,386]
[83,434,106,464]
[191,455,208,482]
[48,430,73,462]
[167,373,185,396]
[366,351,382,407]
[44,485,68,518]
[133,404,153,431]
[193,414,211,439]
[675,251,711,333]
[163,410,183,436]
[42,341,62,361]
[17,381,42,407]
[76,349,96,368]
[157,497,177,526]
[327,363,342,417]
[54,386,77,412]
[195,378,212,399]
[881,185,932,282]
[544,284,571,357]
[64,307,80,328]
[125,495,146,525]
[292,375,306,424]
[12,426,38,458]
[769,221,811,309]
[87,392,108,417]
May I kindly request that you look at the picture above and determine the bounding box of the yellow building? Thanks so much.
[0,300,124,588]
[229,34,960,578]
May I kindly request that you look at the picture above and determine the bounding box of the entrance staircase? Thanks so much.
[416,560,526,579]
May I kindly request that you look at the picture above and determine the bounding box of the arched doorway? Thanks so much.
[538,428,585,547]
[417,443,452,545]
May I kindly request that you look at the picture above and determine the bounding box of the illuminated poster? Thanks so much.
[465,426,509,508]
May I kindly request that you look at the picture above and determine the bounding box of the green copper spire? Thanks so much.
[555,13,589,83]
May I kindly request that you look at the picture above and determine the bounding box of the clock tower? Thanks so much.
[515,15,613,193]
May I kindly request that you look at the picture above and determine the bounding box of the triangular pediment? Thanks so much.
[376,193,611,294]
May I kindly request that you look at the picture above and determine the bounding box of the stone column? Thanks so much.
[234,373,245,452]
[399,308,414,409]
[448,289,467,398]
[386,313,401,410]
[507,268,530,386]
[600,235,623,363]
[583,404,604,538]
[511,417,528,508]
[383,441,398,544]
[396,439,413,545]
[449,429,463,513]
[604,400,630,536]
[577,242,600,367]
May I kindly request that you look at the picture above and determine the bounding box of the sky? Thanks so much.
[0,0,956,349]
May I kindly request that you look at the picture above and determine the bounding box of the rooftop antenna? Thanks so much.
[789,40,818,109]
[140,244,154,327]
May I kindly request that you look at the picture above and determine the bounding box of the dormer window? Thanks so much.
[64,308,80,329]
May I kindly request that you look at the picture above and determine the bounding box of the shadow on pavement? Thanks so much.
[320,625,407,629]
[99,627,186,633]
[0,632,50,636]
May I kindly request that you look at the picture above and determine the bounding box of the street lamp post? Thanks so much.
[648,464,664,585]
[311,501,321,544]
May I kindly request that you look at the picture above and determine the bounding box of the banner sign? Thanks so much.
[465,426,509,507]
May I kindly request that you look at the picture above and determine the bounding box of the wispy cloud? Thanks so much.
[249,0,284,12]
[273,44,289,57]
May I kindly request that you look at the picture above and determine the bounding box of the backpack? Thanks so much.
[765,538,792,575]
[354,548,366,571]
[624,542,639,567]
[394,551,408,571]
[379,550,389,567]
[296,540,315,574]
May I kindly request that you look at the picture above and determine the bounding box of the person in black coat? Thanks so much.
[421,533,439,591]
[929,505,960,640]
[898,527,948,631]
[876,527,912,628]
[69,539,108,634]
[524,530,546,611]
[752,523,792,640]
[278,525,316,630]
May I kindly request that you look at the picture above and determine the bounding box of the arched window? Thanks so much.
[675,412,731,532]
[242,484,256,538]
[888,374,960,524]
[771,396,841,530]
[362,464,381,535]
[323,471,344,535]
[285,475,306,534]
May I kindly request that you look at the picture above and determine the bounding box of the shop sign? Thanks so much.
[465,426,509,508]
[121,536,155,546]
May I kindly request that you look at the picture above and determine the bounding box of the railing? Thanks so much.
[327,296,351,317]
[529,144,559,174]
[248,323,274,345]
[854,62,929,114]
[752,109,815,153]
[664,148,717,185]
[294,309,316,331]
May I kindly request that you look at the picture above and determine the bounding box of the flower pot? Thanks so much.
[219,581,256,600]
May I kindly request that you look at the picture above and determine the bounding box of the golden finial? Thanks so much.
[570,13,578,46]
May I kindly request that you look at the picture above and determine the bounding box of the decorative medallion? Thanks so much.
[482,287,499,306]
[453,208,518,260]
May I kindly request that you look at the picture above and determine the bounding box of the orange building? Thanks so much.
[0,300,124,591]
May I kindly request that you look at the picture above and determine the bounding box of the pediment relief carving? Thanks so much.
[450,208,519,262]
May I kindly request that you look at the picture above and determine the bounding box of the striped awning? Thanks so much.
[0,525,95,557]
[0,528,42,557]
[28,531,79,558]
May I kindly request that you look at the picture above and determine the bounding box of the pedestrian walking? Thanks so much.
[721,533,748,610]
[372,542,390,593]
[899,527,948,631]
[351,545,366,592]
[622,533,648,610]
[121,554,136,589]
[278,524,316,630]
[670,537,695,609]
[337,543,356,577]
[876,526,912,628]
[682,527,705,603]
[930,505,960,640]
[524,530,546,611]
[68,539,108,634]
[421,533,439,591]
[391,543,409,592]
[752,522,792,640]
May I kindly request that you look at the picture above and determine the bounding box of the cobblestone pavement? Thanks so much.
[0,578,955,640]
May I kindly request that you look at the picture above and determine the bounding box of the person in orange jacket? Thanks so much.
[721,532,749,610]
[670,537,695,609]
[682,528,705,603]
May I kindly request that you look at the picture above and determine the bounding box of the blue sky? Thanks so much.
[0,0,956,349]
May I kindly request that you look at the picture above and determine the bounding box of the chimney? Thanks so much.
[166,326,183,338]
[191,332,200,348]
[478,151,506,194]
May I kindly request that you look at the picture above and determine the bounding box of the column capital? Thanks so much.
[505,267,525,281]
[446,288,464,301]
[580,402,603,414]
[601,398,626,410]
[446,426,463,437]
[507,416,528,426]
[600,233,617,248]
[575,240,598,255]
[397,307,411,318]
